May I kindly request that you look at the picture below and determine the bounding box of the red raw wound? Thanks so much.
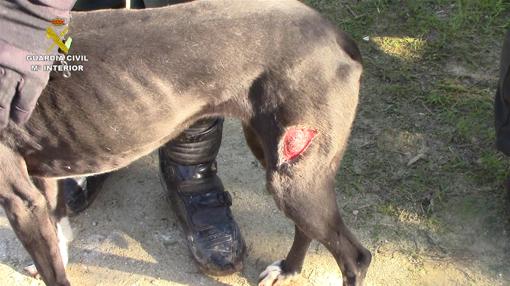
[282,127,318,161]
[50,18,66,26]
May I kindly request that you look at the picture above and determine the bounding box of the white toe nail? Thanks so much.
[24,264,38,277]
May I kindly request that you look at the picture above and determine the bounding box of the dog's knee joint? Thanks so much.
[21,192,46,213]
[357,248,372,268]
[3,190,46,221]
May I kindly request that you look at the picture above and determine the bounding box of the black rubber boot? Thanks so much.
[63,174,109,215]
[159,117,246,276]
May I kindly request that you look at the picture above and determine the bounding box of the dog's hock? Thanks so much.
[281,127,317,162]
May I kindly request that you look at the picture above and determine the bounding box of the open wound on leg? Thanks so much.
[281,127,317,162]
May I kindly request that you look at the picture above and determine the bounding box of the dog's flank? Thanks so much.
[0,1,369,285]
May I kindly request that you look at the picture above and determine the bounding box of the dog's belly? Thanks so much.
[20,81,212,178]
[25,136,170,178]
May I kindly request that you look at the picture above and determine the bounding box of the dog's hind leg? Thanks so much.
[246,60,370,285]
[0,145,70,286]
[252,119,371,286]
[24,178,73,277]
[243,124,315,282]
[258,225,312,285]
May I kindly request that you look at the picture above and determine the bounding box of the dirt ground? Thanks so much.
[2,1,510,285]
[0,120,508,286]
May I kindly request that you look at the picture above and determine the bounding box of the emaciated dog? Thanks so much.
[0,0,371,285]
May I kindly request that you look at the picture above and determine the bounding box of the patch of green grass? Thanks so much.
[423,90,455,107]
[306,0,509,68]
[421,76,495,146]
[378,202,398,217]
[452,0,510,30]
[476,151,510,183]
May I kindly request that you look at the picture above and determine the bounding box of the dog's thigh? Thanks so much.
[0,145,70,286]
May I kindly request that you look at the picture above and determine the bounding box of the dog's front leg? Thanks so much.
[24,178,73,277]
[0,145,70,286]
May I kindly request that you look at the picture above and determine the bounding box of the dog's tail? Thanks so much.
[334,29,362,64]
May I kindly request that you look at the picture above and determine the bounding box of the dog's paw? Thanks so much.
[24,264,40,279]
[258,260,297,286]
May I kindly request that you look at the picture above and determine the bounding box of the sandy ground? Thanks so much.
[0,119,508,286]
